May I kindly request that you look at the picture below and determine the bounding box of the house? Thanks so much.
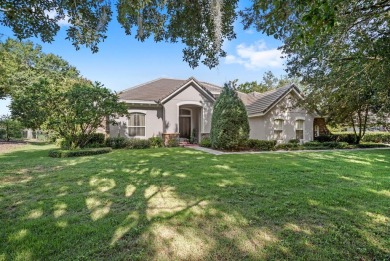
[109,77,327,143]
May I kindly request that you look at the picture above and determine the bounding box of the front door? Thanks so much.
[179,117,191,139]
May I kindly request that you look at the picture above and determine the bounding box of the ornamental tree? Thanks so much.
[11,79,128,149]
[210,82,249,150]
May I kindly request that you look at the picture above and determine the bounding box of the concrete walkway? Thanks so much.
[184,145,390,155]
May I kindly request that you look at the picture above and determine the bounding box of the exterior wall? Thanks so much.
[163,83,214,136]
[109,106,163,139]
[249,93,315,143]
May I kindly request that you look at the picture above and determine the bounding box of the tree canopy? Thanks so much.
[0,38,79,99]
[0,0,238,68]
[235,71,299,94]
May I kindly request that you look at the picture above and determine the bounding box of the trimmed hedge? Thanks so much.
[315,132,390,144]
[274,143,301,151]
[247,139,277,151]
[105,137,127,149]
[49,147,112,158]
[355,142,389,148]
[126,139,151,149]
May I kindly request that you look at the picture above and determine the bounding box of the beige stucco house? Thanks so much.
[109,77,327,143]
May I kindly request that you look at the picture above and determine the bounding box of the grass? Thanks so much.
[0,144,389,260]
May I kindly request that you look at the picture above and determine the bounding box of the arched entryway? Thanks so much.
[178,104,202,143]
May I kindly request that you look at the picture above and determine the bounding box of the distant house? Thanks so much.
[109,77,327,143]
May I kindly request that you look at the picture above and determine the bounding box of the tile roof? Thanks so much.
[118,78,219,102]
[245,85,300,115]
[118,77,300,116]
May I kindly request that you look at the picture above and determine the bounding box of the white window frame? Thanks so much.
[295,119,305,140]
[274,119,284,140]
[314,125,320,137]
[128,113,146,137]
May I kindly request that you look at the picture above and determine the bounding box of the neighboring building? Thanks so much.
[109,77,327,143]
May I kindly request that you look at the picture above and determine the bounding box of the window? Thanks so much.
[274,119,284,140]
[295,120,304,140]
[314,125,320,137]
[128,113,145,136]
[179,108,191,116]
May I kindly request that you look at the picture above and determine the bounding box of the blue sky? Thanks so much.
[0,2,287,114]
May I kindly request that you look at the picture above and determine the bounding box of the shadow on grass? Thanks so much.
[1,146,389,260]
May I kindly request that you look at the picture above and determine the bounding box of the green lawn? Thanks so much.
[1,144,389,260]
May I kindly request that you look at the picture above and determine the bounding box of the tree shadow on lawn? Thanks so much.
[1,147,389,260]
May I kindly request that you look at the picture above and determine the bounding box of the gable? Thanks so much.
[160,79,215,104]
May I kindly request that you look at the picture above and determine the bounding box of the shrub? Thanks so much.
[210,83,249,150]
[166,137,179,147]
[149,136,164,148]
[275,143,301,151]
[48,147,112,158]
[302,141,322,147]
[247,139,276,151]
[362,132,390,144]
[105,137,127,149]
[199,137,212,148]
[85,133,105,146]
[355,142,388,148]
[288,139,300,144]
[322,141,349,149]
[314,135,334,142]
[56,138,71,149]
[126,139,151,149]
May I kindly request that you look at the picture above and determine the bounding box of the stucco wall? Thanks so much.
[110,106,163,139]
[249,93,315,142]
[163,84,214,134]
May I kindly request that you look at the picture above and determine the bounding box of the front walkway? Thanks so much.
[184,145,390,155]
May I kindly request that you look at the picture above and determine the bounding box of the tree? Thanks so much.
[0,38,79,99]
[210,82,249,150]
[0,115,23,141]
[11,79,128,149]
[241,0,390,143]
[0,0,238,68]
[236,71,300,94]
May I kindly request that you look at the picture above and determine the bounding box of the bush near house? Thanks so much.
[105,137,127,149]
[48,147,112,158]
[149,137,164,148]
[247,139,277,151]
[210,83,250,150]
[199,137,212,148]
[126,139,151,149]
[315,132,390,144]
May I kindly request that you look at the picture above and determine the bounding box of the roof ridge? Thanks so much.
[200,80,222,88]
[119,77,185,94]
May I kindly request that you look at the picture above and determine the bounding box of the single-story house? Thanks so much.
[109,77,328,143]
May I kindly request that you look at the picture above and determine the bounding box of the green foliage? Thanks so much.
[199,137,212,148]
[241,1,389,143]
[355,143,388,149]
[0,115,23,141]
[11,79,128,149]
[166,138,179,148]
[302,141,349,150]
[274,143,301,151]
[48,147,112,158]
[288,139,300,144]
[105,137,127,149]
[0,1,239,68]
[210,82,250,150]
[362,132,390,144]
[126,139,151,149]
[0,38,79,99]
[247,139,276,151]
[149,136,164,148]
[235,71,300,94]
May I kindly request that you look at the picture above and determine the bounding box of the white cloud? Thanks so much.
[225,40,284,70]
[45,10,70,27]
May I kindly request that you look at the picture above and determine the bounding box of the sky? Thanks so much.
[0,1,287,114]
